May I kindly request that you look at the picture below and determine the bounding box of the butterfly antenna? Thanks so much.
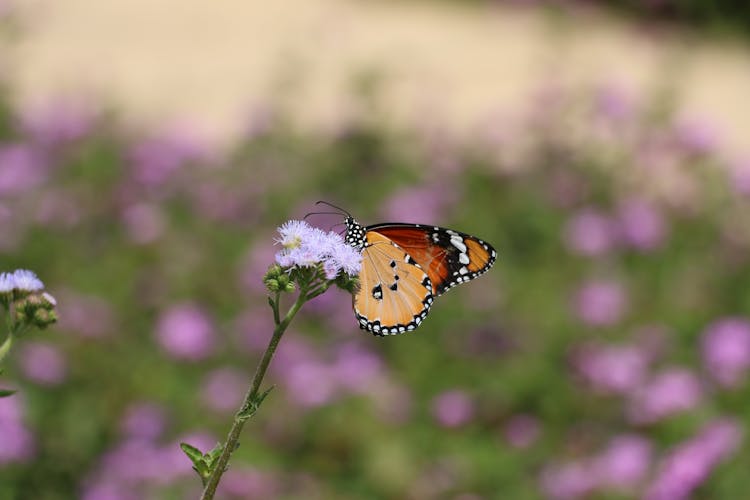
[303,211,348,220]
[315,200,352,218]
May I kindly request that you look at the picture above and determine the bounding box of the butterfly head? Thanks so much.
[344,217,366,251]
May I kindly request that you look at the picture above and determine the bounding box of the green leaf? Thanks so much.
[237,386,274,421]
[180,442,204,463]
[0,389,16,398]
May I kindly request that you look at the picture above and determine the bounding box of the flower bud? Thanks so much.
[32,308,57,329]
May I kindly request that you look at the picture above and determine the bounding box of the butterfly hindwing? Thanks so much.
[354,231,434,336]
[366,223,496,296]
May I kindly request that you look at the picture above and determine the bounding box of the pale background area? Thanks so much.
[6,0,750,151]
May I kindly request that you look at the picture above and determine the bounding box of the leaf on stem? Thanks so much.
[237,385,274,421]
[180,441,225,486]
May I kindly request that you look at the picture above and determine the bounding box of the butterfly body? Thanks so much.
[344,217,496,336]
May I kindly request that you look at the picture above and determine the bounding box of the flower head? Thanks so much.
[701,317,750,387]
[11,270,44,293]
[273,220,361,279]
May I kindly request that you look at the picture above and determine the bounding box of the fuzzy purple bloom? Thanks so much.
[644,419,742,500]
[540,460,595,499]
[504,414,540,449]
[616,199,667,251]
[274,220,361,278]
[627,368,703,424]
[200,367,247,413]
[593,435,652,490]
[120,403,167,441]
[10,269,44,292]
[19,342,68,386]
[701,317,750,387]
[431,390,475,428]
[564,209,618,257]
[573,342,649,395]
[155,304,216,361]
[573,279,627,327]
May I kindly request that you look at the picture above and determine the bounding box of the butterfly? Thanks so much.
[311,202,497,336]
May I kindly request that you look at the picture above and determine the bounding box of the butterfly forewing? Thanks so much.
[354,231,434,336]
[367,224,496,296]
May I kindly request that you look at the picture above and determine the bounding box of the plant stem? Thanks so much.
[199,290,308,500]
[0,331,12,365]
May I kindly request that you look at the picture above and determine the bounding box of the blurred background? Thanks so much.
[2,0,750,498]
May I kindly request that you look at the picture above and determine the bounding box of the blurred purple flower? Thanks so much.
[128,125,214,188]
[0,143,48,196]
[57,291,115,338]
[730,158,750,196]
[563,208,618,257]
[155,304,216,361]
[0,396,35,464]
[283,360,337,408]
[380,184,455,223]
[18,96,96,147]
[120,403,167,441]
[431,390,474,428]
[627,368,704,424]
[592,434,652,490]
[573,279,627,327]
[644,419,742,500]
[595,82,634,123]
[616,198,667,251]
[573,342,648,395]
[122,203,165,245]
[35,189,82,228]
[331,341,383,393]
[674,117,719,156]
[504,414,540,449]
[19,342,68,386]
[218,467,279,499]
[539,460,595,499]
[200,367,247,413]
[233,307,276,352]
[81,482,139,500]
[701,317,750,387]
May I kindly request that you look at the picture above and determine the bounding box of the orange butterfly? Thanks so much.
[313,203,496,336]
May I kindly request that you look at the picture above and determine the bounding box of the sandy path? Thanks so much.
[6,0,750,152]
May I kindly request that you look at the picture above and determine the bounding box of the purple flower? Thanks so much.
[573,279,627,327]
[283,360,337,408]
[701,317,750,387]
[573,342,649,395]
[730,158,750,196]
[331,341,383,393]
[539,460,595,499]
[57,291,115,338]
[10,269,44,292]
[0,396,35,464]
[0,272,13,293]
[19,96,96,147]
[200,367,247,413]
[218,467,279,499]
[563,208,618,257]
[595,82,634,123]
[121,203,165,245]
[274,220,361,277]
[674,117,719,156]
[431,390,474,428]
[504,414,540,449]
[627,368,704,424]
[380,184,455,223]
[616,199,667,251]
[0,143,47,196]
[155,304,216,361]
[592,435,652,490]
[19,342,68,386]
[644,419,742,500]
[120,403,167,441]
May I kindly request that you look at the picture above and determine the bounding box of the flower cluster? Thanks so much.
[0,269,57,331]
[274,220,361,279]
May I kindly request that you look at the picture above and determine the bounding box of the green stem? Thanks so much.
[199,290,309,500]
[0,331,12,365]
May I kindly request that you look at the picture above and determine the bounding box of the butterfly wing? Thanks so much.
[354,231,434,336]
[367,223,496,296]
